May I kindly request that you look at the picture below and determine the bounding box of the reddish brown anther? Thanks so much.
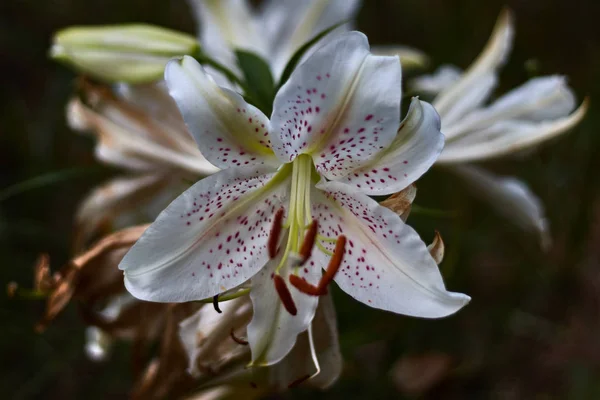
[229,328,249,345]
[289,275,321,296]
[298,220,318,265]
[268,208,285,258]
[288,374,311,388]
[317,235,346,292]
[273,275,297,315]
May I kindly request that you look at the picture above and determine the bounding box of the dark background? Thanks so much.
[2,0,600,398]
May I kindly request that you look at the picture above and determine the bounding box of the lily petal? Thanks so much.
[120,165,290,302]
[247,248,321,366]
[178,297,252,377]
[433,9,514,129]
[67,93,216,175]
[74,174,170,251]
[165,56,278,169]
[338,98,443,195]
[261,0,361,78]
[450,165,550,248]
[313,181,470,318]
[373,45,430,71]
[438,98,589,163]
[443,76,577,139]
[188,0,268,70]
[409,65,462,95]
[270,31,401,178]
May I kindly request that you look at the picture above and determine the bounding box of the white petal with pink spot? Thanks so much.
[312,181,470,318]
[339,99,444,195]
[165,56,278,169]
[121,165,289,302]
[248,246,321,366]
[270,32,401,177]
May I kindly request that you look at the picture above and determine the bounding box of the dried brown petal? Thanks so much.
[380,184,417,221]
[37,224,149,330]
[427,231,445,264]
[33,254,54,292]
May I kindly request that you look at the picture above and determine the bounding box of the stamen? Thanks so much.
[212,295,222,314]
[317,235,346,292]
[288,374,311,388]
[273,275,297,316]
[268,208,285,258]
[229,328,248,345]
[289,275,321,296]
[298,220,318,265]
[315,240,334,256]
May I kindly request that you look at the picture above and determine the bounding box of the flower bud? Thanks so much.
[50,24,200,83]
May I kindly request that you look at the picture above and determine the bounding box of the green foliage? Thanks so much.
[235,50,276,115]
[276,21,347,91]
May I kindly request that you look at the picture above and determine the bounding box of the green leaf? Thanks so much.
[193,49,245,88]
[235,50,275,115]
[276,20,347,90]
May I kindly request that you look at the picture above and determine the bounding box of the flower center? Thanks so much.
[269,155,346,315]
[275,154,315,274]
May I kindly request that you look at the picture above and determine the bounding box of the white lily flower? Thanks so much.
[410,10,588,244]
[188,0,361,79]
[120,32,470,366]
[68,82,218,249]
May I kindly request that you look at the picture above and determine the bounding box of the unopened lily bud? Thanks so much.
[50,24,200,83]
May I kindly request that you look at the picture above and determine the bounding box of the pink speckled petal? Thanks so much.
[339,99,444,196]
[120,164,290,302]
[165,56,278,169]
[270,32,401,176]
[312,181,470,318]
[247,247,321,366]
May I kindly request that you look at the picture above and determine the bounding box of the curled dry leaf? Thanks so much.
[428,231,445,265]
[380,184,417,221]
[390,352,453,395]
[33,254,57,292]
[36,224,149,331]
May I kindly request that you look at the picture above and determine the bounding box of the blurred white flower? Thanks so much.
[189,0,361,80]
[180,292,342,397]
[68,82,217,249]
[410,10,588,246]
